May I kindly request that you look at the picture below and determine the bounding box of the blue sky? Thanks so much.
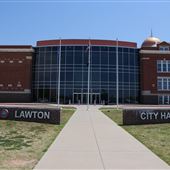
[0,1,169,47]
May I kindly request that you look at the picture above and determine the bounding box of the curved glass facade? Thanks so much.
[32,45,139,104]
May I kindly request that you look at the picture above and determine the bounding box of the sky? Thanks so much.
[0,0,170,47]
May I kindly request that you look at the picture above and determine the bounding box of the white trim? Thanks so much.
[0,91,31,94]
[140,50,170,54]
[142,93,170,96]
[26,56,32,60]
[0,49,34,52]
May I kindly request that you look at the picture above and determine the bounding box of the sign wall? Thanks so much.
[123,109,170,125]
[0,107,60,124]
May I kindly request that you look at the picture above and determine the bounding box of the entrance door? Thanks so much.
[74,93,100,104]
[91,93,100,104]
[74,93,81,104]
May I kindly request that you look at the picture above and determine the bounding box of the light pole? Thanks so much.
[116,38,119,110]
[87,40,91,111]
[57,38,61,108]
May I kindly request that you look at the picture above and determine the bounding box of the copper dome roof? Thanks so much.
[141,36,161,47]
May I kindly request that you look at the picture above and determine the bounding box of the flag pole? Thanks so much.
[57,38,61,108]
[87,39,91,111]
[116,38,119,110]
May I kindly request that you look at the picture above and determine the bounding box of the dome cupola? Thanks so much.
[141,31,161,47]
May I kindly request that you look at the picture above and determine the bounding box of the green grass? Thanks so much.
[0,107,76,170]
[101,108,170,165]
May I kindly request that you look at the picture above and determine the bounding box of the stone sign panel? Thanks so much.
[123,109,170,125]
[0,107,60,124]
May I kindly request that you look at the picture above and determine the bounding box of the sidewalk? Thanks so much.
[34,105,169,170]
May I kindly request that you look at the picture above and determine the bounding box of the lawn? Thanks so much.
[101,108,170,165]
[0,107,76,170]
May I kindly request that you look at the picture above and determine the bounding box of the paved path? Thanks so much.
[34,105,169,170]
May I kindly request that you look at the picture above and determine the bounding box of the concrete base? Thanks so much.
[141,95,158,104]
[0,93,31,102]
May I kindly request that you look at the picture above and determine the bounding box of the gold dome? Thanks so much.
[141,36,161,47]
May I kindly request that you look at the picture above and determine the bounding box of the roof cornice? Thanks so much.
[140,50,170,54]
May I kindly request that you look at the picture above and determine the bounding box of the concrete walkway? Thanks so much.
[34,105,169,170]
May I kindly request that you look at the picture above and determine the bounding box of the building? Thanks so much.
[140,36,170,105]
[0,46,34,102]
[33,39,139,104]
[0,37,169,105]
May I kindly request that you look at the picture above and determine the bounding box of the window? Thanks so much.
[157,61,162,72]
[66,52,73,64]
[158,79,162,90]
[157,77,170,91]
[158,96,163,104]
[163,79,168,90]
[163,61,167,72]
[75,52,82,64]
[159,95,170,104]
[168,61,170,72]
[157,60,170,72]
[32,45,139,105]
[159,46,169,51]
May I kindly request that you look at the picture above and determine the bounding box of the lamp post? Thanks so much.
[116,38,119,110]
[87,40,91,111]
[57,38,61,108]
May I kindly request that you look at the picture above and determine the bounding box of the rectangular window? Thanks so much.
[163,61,167,72]
[159,46,169,51]
[157,77,170,91]
[158,96,163,104]
[168,78,170,89]
[157,60,162,72]
[157,79,162,90]
[159,95,170,105]
[157,60,170,72]
[168,61,170,72]
[164,96,169,104]
[163,79,167,90]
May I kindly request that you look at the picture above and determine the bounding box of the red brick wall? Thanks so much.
[37,39,137,48]
[140,52,170,94]
[0,50,33,92]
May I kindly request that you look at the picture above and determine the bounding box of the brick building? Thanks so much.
[0,37,169,105]
[0,46,34,102]
[140,36,170,104]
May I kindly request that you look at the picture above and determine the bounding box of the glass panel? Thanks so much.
[74,72,82,81]
[109,52,116,65]
[157,60,162,72]
[163,79,167,90]
[66,51,73,64]
[92,72,100,81]
[164,96,168,104]
[75,52,82,64]
[159,96,163,104]
[157,79,162,90]
[92,52,100,65]
[52,52,58,64]
[66,72,73,81]
[101,52,108,65]
[168,61,170,72]
[163,61,167,72]
[101,72,108,82]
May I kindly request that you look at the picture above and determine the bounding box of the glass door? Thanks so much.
[91,93,100,104]
[74,93,81,104]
